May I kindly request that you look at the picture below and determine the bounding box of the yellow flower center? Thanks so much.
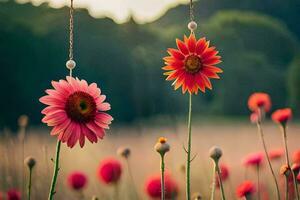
[158,137,167,144]
[184,55,202,74]
[65,91,97,123]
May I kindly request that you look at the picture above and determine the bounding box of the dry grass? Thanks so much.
[1,120,300,199]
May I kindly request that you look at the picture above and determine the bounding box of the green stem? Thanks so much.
[285,176,289,200]
[216,163,226,200]
[256,121,281,200]
[48,140,61,200]
[186,93,192,200]
[126,159,139,200]
[210,164,216,200]
[161,155,165,200]
[281,125,300,200]
[27,168,32,200]
[257,164,260,200]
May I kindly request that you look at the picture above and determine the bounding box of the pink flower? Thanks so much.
[39,76,113,148]
[144,173,179,199]
[97,158,122,184]
[271,108,292,125]
[250,112,259,124]
[268,149,284,160]
[242,152,264,167]
[7,189,21,200]
[236,180,256,198]
[248,93,271,113]
[67,171,88,190]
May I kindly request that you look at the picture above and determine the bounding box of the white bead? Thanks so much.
[66,59,76,70]
[188,21,197,31]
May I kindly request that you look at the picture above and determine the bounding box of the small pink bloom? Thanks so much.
[236,180,256,198]
[250,112,259,124]
[248,93,271,112]
[67,171,88,190]
[242,152,264,167]
[293,150,300,163]
[7,189,21,200]
[268,149,284,160]
[97,158,122,184]
[39,76,113,148]
[271,108,292,124]
[144,173,179,199]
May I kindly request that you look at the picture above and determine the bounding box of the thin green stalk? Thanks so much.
[285,176,289,200]
[257,164,260,200]
[281,125,300,200]
[161,155,165,200]
[216,163,226,200]
[186,93,192,200]
[210,164,216,200]
[256,121,281,200]
[27,168,32,200]
[48,140,61,200]
[126,159,139,200]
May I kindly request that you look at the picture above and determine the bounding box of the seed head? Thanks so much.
[209,146,223,161]
[24,156,36,169]
[192,192,202,200]
[117,147,131,159]
[280,164,290,176]
[154,137,170,155]
[91,195,99,200]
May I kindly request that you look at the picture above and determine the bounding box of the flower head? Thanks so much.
[248,93,271,113]
[236,180,256,198]
[67,171,87,190]
[242,152,263,167]
[162,33,222,94]
[18,115,29,128]
[154,137,170,155]
[97,158,122,184]
[292,163,300,175]
[192,192,202,200]
[117,147,131,159]
[280,164,290,176]
[144,173,178,199]
[7,189,21,200]
[209,146,223,162]
[250,112,259,124]
[293,150,300,163]
[24,156,36,169]
[268,149,284,160]
[271,108,292,125]
[39,76,113,148]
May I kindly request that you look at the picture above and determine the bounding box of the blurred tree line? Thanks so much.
[0,0,300,128]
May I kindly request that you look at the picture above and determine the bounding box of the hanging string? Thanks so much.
[189,0,194,22]
[69,0,74,61]
[66,0,75,77]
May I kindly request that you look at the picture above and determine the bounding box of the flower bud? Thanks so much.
[91,196,99,200]
[209,146,223,161]
[192,192,202,200]
[117,147,131,159]
[154,137,170,155]
[280,164,290,176]
[24,156,36,169]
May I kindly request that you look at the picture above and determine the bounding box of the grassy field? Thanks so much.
[1,120,299,199]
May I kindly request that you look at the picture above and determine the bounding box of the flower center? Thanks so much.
[184,55,202,74]
[65,91,97,123]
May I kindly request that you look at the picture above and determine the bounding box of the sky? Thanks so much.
[17,0,189,23]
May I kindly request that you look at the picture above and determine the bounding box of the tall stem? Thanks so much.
[161,155,165,200]
[186,93,192,200]
[210,163,216,200]
[48,140,61,200]
[216,163,226,200]
[281,125,300,200]
[257,164,260,200]
[27,168,32,200]
[126,159,139,200]
[256,121,281,200]
[285,176,289,200]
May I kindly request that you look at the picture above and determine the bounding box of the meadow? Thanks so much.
[1,119,300,199]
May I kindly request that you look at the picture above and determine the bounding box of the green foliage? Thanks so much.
[0,1,300,128]
[288,56,300,114]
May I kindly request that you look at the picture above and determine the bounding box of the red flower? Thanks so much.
[97,158,122,184]
[293,150,300,163]
[0,192,3,200]
[297,173,300,182]
[242,152,264,167]
[271,108,292,124]
[292,163,300,174]
[162,33,222,94]
[216,164,229,188]
[7,189,21,200]
[67,171,88,190]
[144,174,179,199]
[248,93,271,112]
[236,180,256,198]
[268,149,284,160]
